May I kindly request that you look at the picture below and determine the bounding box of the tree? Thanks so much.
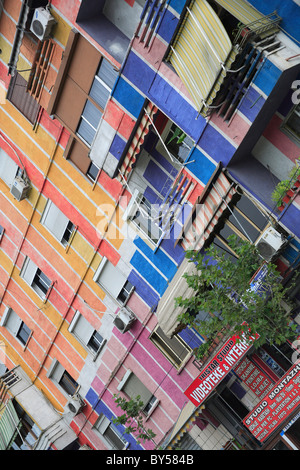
[175,235,296,359]
[112,394,156,446]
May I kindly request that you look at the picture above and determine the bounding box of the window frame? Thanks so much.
[281,102,300,145]
[117,370,158,417]
[149,326,193,370]
[0,307,32,347]
[40,199,75,247]
[93,257,134,306]
[20,257,52,300]
[46,359,78,397]
[156,120,193,164]
[123,189,163,245]
[94,414,128,450]
[68,311,106,359]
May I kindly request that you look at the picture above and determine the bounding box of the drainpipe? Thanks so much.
[8,0,30,76]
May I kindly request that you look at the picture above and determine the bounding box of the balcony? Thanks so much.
[76,0,146,64]
[0,367,77,450]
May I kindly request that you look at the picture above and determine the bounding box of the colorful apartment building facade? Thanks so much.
[0,0,300,451]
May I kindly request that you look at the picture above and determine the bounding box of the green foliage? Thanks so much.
[112,394,156,446]
[271,164,300,207]
[175,235,296,359]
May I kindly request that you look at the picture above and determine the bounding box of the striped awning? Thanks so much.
[0,400,19,450]
[182,171,236,251]
[117,102,158,182]
[169,0,235,115]
[214,0,279,35]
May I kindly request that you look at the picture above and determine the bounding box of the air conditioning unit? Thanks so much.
[30,7,57,41]
[255,227,286,261]
[113,308,136,333]
[10,177,31,201]
[66,393,85,416]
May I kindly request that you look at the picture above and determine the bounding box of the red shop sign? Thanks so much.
[185,332,255,406]
[234,357,274,398]
[243,363,300,442]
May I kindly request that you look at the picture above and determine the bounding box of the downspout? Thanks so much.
[7,0,30,76]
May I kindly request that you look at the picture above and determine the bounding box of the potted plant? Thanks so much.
[271,162,300,209]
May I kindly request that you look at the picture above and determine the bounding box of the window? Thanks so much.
[68,311,105,357]
[0,148,19,188]
[282,102,300,144]
[86,161,100,182]
[118,370,157,416]
[93,258,133,305]
[0,308,31,346]
[211,192,268,261]
[123,189,163,245]
[0,225,4,243]
[150,326,193,369]
[20,257,52,300]
[94,414,127,450]
[157,120,193,164]
[41,200,75,246]
[76,58,118,147]
[47,359,78,396]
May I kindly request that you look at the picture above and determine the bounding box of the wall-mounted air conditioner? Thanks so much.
[30,7,57,41]
[113,308,136,333]
[66,393,85,416]
[255,226,286,261]
[10,177,31,201]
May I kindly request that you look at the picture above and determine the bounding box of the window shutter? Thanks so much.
[72,313,94,345]
[3,309,22,336]
[122,373,152,406]
[0,150,18,187]
[42,200,70,242]
[95,259,126,298]
[21,258,37,286]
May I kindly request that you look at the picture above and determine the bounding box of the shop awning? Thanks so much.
[168,0,235,115]
[0,400,20,450]
[181,171,236,251]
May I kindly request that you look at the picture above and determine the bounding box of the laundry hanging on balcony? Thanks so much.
[168,0,238,116]
[181,171,236,251]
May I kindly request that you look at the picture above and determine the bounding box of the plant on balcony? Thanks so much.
[271,163,300,208]
[175,235,296,360]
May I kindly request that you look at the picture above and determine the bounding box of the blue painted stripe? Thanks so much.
[198,125,236,167]
[148,74,207,141]
[253,58,281,97]
[157,7,179,43]
[280,204,300,240]
[112,76,145,119]
[143,159,172,197]
[185,146,217,184]
[109,133,127,162]
[238,85,266,122]
[128,269,160,308]
[160,225,186,265]
[130,251,168,296]
[134,237,178,280]
[178,327,204,350]
[93,399,141,450]
[122,51,156,96]
[168,0,186,14]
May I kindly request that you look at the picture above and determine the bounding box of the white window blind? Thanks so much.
[0,149,18,187]
[21,258,38,287]
[94,258,127,299]
[41,200,71,243]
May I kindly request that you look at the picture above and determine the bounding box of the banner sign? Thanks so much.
[243,363,300,442]
[234,357,274,398]
[185,333,255,406]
